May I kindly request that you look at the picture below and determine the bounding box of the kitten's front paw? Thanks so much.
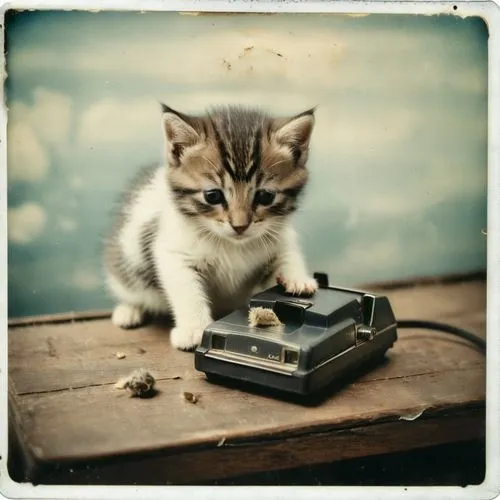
[277,274,318,296]
[112,303,145,329]
[170,324,206,351]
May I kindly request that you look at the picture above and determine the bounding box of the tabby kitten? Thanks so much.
[103,104,318,351]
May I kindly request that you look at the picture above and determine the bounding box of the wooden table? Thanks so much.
[8,278,486,485]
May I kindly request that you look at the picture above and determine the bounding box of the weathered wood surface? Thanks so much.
[8,280,486,484]
[36,410,483,485]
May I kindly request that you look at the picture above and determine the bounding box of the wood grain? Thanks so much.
[39,411,485,485]
[8,280,486,484]
[11,366,485,462]
[7,309,112,327]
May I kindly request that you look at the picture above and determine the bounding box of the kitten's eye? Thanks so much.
[254,189,276,206]
[204,189,225,205]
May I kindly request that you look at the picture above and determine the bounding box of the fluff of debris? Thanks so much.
[248,307,282,327]
[115,368,156,398]
[183,391,199,404]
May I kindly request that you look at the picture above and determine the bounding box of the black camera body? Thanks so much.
[194,273,398,396]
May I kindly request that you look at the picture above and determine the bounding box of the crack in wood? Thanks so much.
[13,364,483,397]
[15,375,183,397]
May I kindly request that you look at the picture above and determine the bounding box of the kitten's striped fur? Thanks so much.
[103,104,318,350]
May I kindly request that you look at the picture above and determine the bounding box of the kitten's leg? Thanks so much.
[154,253,212,351]
[106,273,169,329]
[111,303,145,329]
[106,273,147,328]
[276,227,318,296]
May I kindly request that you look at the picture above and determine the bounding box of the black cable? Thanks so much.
[397,319,486,352]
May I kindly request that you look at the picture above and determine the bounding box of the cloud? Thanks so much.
[9,88,73,148]
[315,194,486,286]
[306,156,486,221]
[8,203,47,244]
[12,30,345,91]
[77,98,160,147]
[72,269,102,291]
[69,175,84,189]
[74,87,485,226]
[10,21,486,96]
[7,121,50,182]
[8,88,73,183]
[311,107,419,156]
[76,90,318,149]
[57,216,77,232]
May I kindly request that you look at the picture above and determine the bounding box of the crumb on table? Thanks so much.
[183,392,199,404]
[115,368,156,398]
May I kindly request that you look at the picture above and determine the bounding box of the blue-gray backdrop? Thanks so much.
[5,11,487,318]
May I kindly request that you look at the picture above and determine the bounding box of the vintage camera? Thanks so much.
[194,273,398,396]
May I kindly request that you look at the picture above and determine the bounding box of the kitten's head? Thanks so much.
[161,104,315,243]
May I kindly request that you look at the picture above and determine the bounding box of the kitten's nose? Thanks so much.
[231,223,250,235]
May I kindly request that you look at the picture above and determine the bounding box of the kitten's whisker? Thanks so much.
[260,233,275,260]
[267,159,288,170]
[264,227,281,241]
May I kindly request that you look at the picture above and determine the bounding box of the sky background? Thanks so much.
[5,11,488,318]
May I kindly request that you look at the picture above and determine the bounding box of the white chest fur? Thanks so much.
[108,167,314,349]
[200,251,274,316]
[195,240,274,289]
[153,188,280,316]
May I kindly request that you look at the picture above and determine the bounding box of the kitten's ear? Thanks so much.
[273,108,315,158]
[161,104,201,166]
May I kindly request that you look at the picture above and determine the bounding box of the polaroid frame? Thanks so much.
[0,1,498,500]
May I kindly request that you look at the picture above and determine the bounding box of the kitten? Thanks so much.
[103,104,318,351]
